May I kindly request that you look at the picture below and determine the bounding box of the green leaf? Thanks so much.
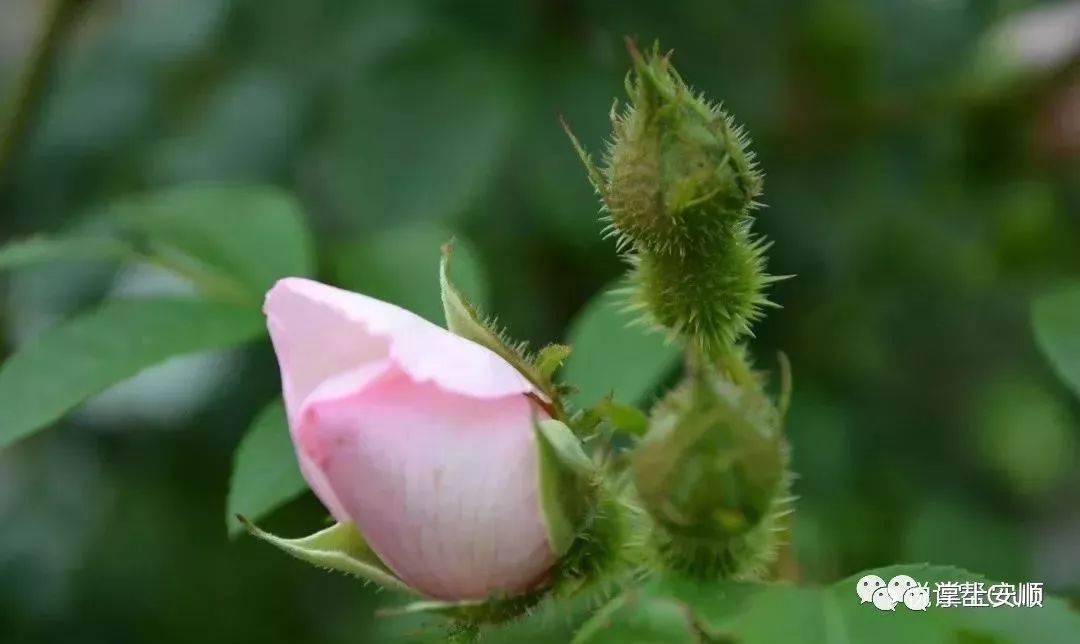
[113,184,315,299]
[238,518,415,595]
[594,398,650,437]
[575,565,1080,644]
[564,285,681,408]
[1032,283,1080,399]
[0,236,131,271]
[573,593,701,644]
[226,400,306,536]
[0,298,265,449]
[323,48,516,227]
[331,223,488,324]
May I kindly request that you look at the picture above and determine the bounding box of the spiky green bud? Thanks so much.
[567,41,762,255]
[564,41,776,353]
[628,223,777,351]
[631,355,791,580]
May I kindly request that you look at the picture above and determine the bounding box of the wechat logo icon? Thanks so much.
[857,574,929,612]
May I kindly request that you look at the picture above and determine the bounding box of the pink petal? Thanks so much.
[264,277,537,421]
[299,369,555,600]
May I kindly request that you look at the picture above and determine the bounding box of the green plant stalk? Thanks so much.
[0,0,88,181]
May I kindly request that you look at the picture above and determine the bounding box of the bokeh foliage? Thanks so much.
[1,0,1079,642]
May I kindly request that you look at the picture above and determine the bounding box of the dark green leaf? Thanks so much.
[226,400,306,536]
[0,298,265,449]
[575,565,1080,644]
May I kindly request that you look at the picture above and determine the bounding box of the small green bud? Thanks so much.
[569,41,762,255]
[564,41,777,352]
[631,357,790,579]
[629,224,777,352]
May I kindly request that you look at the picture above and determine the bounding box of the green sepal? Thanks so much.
[237,516,416,596]
[560,116,606,197]
[376,591,544,628]
[535,344,572,383]
[535,419,597,556]
[440,242,561,402]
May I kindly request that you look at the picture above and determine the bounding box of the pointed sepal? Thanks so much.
[560,116,607,197]
[376,591,543,629]
[440,242,564,403]
[535,419,596,556]
[237,516,416,595]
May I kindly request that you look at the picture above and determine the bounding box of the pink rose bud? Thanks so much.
[262,277,563,600]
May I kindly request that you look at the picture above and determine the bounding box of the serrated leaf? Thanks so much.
[575,564,1080,644]
[112,184,315,299]
[564,285,681,408]
[226,400,306,536]
[239,518,414,595]
[1032,283,1080,399]
[0,298,265,449]
[0,236,131,271]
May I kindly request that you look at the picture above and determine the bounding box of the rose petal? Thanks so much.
[264,277,537,421]
[299,369,554,599]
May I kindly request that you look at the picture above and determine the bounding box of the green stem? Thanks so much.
[0,0,88,181]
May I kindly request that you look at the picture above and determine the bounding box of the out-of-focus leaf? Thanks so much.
[322,48,517,228]
[564,286,680,408]
[226,400,305,536]
[972,374,1076,499]
[575,565,1080,644]
[111,185,316,299]
[0,236,130,271]
[574,593,701,643]
[0,298,264,449]
[903,497,1027,583]
[331,224,487,324]
[149,71,301,184]
[1032,284,1080,398]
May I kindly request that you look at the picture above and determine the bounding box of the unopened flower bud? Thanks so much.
[631,360,789,579]
[247,273,600,609]
[565,42,776,353]
[568,41,762,256]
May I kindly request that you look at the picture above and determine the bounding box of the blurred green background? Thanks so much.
[1,0,1079,642]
